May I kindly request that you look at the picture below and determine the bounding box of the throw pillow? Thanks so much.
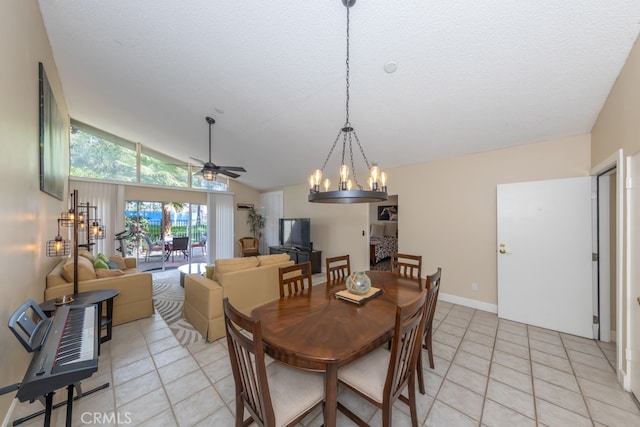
[94,258,109,270]
[109,254,128,270]
[61,256,97,282]
[96,269,124,278]
[370,223,385,239]
[257,253,290,266]
[96,253,109,265]
[205,265,215,280]
[78,249,96,263]
[107,261,120,270]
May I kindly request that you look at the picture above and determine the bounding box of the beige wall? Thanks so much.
[283,134,591,307]
[0,0,70,416]
[283,185,370,271]
[592,36,640,164]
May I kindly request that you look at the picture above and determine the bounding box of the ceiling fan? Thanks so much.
[192,116,246,181]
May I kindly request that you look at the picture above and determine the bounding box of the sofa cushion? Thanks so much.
[61,256,97,282]
[109,254,128,270]
[257,253,290,266]
[214,257,259,281]
[94,258,109,270]
[96,269,125,278]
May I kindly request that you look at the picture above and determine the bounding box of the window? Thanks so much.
[70,119,230,191]
[140,146,189,187]
[70,121,136,182]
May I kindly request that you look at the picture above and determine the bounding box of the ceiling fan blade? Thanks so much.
[216,166,246,172]
[190,157,206,165]
[217,170,241,179]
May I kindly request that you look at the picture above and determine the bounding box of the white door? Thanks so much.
[497,177,594,338]
[627,152,640,399]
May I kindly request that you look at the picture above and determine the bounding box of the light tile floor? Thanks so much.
[11,301,640,426]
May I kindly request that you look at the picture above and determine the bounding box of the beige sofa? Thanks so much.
[45,251,154,326]
[183,253,294,342]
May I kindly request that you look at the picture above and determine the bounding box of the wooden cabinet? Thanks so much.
[269,246,322,274]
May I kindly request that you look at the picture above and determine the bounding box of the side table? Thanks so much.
[40,289,120,352]
[177,262,208,287]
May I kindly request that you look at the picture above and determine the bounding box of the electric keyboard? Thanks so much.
[15,304,99,403]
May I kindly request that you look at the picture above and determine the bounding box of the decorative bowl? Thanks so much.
[346,271,372,295]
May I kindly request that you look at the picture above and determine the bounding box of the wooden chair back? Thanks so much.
[278,262,313,298]
[390,252,422,279]
[417,267,442,394]
[223,297,275,426]
[386,291,427,403]
[325,254,351,283]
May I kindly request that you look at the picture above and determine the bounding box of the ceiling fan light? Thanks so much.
[202,169,216,181]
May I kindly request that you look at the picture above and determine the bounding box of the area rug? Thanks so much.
[152,270,203,347]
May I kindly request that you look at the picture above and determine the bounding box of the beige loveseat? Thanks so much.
[183,253,294,342]
[45,251,154,326]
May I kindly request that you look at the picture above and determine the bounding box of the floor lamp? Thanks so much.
[46,189,105,297]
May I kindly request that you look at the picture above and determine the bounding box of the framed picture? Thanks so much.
[237,203,254,211]
[39,62,65,200]
[377,205,398,221]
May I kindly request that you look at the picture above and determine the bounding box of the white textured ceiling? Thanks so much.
[38,0,640,190]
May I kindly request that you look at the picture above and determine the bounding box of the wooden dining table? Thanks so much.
[251,270,423,427]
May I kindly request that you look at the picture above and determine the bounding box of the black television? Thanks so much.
[279,218,311,250]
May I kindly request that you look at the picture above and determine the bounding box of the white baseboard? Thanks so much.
[438,292,498,314]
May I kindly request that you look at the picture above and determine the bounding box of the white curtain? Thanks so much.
[70,180,119,255]
[259,191,283,253]
[207,192,234,262]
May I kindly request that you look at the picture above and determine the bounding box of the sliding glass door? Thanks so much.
[124,200,208,271]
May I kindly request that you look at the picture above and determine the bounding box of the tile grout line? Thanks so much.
[557,333,597,427]
[474,308,496,427]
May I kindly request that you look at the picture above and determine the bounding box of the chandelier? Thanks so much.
[308,0,388,204]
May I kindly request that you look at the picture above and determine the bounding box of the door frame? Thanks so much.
[590,149,625,384]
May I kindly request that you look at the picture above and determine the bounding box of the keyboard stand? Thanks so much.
[11,381,110,427]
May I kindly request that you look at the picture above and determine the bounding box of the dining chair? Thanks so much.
[416,267,442,395]
[278,262,313,298]
[337,290,427,427]
[143,236,164,262]
[170,236,190,262]
[390,252,422,279]
[191,233,207,255]
[223,298,325,427]
[325,254,351,283]
[239,237,259,257]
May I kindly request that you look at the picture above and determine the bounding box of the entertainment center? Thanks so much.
[268,246,322,274]
[270,217,322,274]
